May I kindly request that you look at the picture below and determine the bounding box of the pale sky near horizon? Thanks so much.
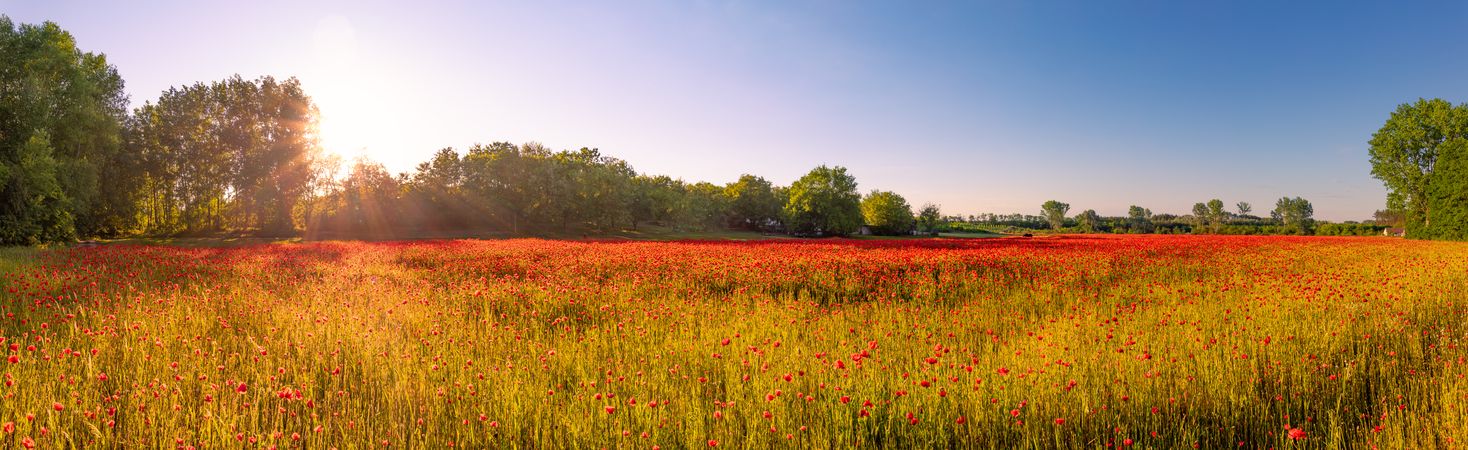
[5,0,1466,221]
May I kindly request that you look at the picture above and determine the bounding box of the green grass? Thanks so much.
[0,246,37,273]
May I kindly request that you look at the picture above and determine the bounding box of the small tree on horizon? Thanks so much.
[1041,200,1070,230]
[1076,209,1101,233]
[1127,205,1154,233]
[917,203,942,234]
[1206,199,1226,232]
[1272,196,1315,235]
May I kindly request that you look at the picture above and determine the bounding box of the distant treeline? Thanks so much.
[0,17,1445,244]
[939,198,1391,237]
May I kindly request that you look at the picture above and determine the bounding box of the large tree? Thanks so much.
[1368,98,1468,238]
[1205,198,1226,232]
[0,17,128,243]
[1076,209,1101,233]
[784,165,862,236]
[126,75,322,235]
[1127,205,1154,233]
[860,190,915,236]
[723,174,781,231]
[1271,197,1315,235]
[1041,200,1070,230]
[1425,139,1468,240]
[676,181,729,232]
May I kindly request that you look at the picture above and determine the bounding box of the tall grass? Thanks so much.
[0,235,1464,448]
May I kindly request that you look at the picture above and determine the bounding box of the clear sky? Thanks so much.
[5,1,1466,220]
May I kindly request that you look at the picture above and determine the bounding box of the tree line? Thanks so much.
[3,17,1459,243]
[310,150,951,239]
[998,196,1338,236]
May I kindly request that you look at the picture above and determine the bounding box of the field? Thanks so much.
[1,235,1467,448]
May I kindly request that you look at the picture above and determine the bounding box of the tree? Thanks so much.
[313,157,402,237]
[407,148,467,229]
[724,174,781,231]
[1040,201,1070,230]
[1271,197,1315,235]
[125,75,322,235]
[1236,201,1253,217]
[675,181,729,231]
[0,17,127,243]
[1076,209,1101,233]
[784,165,862,236]
[1424,139,1468,240]
[1206,199,1226,232]
[1127,205,1154,233]
[1191,203,1209,230]
[917,203,942,234]
[1368,98,1468,238]
[860,190,915,236]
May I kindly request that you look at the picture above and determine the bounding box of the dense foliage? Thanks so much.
[0,18,127,243]
[122,76,323,236]
[783,165,863,236]
[859,190,915,236]
[1368,98,1468,240]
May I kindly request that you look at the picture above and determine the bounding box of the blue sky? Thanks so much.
[5,1,1465,220]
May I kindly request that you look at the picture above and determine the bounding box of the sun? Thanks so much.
[309,15,373,163]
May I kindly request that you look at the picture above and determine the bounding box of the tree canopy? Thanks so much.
[917,203,942,234]
[1041,201,1070,230]
[860,190,914,236]
[1271,197,1315,235]
[0,18,127,244]
[120,75,323,236]
[785,166,862,236]
[1368,98,1468,238]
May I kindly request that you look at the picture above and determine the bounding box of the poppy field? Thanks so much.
[1,235,1467,449]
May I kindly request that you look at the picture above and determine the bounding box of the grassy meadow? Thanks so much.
[0,235,1465,448]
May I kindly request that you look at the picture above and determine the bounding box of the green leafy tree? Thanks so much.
[1206,198,1226,232]
[1191,202,1209,232]
[1041,201,1070,230]
[724,174,781,231]
[126,75,322,235]
[1076,209,1101,233]
[1368,98,1468,238]
[1236,201,1252,217]
[1127,205,1154,233]
[313,157,402,237]
[0,17,127,243]
[402,148,467,230]
[1271,197,1315,235]
[917,203,942,234]
[674,181,729,231]
[860,190,915,235]
[1425,139,1468,240]
[784,165,862,236]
